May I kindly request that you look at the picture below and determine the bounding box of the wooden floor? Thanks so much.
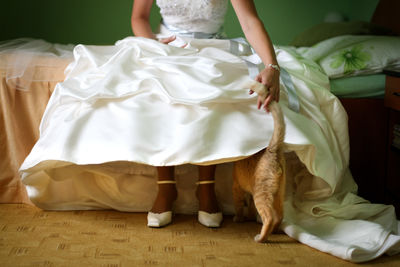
[0,204,399,267]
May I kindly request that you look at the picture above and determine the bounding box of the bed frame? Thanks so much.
[339,0,400,206]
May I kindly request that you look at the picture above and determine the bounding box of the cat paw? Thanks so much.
[254,234,263,243]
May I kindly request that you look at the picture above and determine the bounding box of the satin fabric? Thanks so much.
[21,37,345,186]
[18,37,400,262]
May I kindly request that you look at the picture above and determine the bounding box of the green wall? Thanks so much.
[1,0,379,45]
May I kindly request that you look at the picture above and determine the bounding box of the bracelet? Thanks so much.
[268,63,280,72]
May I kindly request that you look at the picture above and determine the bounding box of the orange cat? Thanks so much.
[232,99,286,243]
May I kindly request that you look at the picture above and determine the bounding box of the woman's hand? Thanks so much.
[159,35,176,44]
[250,66,280,112]
[158,36,187,48]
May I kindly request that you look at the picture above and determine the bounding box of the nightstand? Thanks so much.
[383,67,400,217]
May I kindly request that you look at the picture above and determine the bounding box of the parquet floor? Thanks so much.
[1,204,399,266]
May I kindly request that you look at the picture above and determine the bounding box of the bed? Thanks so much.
[1,0,400,263]
[2,0,397,213]
[341,0,400,209]
[289,0,400,208]
[0,40,72,204]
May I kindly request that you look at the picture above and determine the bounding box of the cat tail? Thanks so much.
[267,101,285,153]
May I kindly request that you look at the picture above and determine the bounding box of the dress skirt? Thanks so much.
[17,37,400,262]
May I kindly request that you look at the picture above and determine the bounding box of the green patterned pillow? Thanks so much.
[297,35,400,78]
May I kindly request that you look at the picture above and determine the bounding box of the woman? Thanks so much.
[131,0,280,228]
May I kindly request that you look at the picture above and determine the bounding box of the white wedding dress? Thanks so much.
[19,0,400,262]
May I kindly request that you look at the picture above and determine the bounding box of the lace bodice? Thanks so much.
[156,0,228,34]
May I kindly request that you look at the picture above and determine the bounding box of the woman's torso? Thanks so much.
[156,0,228,34]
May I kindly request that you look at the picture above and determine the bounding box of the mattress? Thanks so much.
[330,74,386,98]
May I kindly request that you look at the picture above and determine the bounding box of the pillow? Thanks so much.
[297,35,400,79]
[290,21,393,47]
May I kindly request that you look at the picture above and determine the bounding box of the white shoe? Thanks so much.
[147,211,172,227]
[198,211,223,228]
[196,180,223,228]
[147,180,176,228]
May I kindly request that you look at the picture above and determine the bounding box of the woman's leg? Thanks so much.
[197,165,219,213]
[151,166,177,213]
